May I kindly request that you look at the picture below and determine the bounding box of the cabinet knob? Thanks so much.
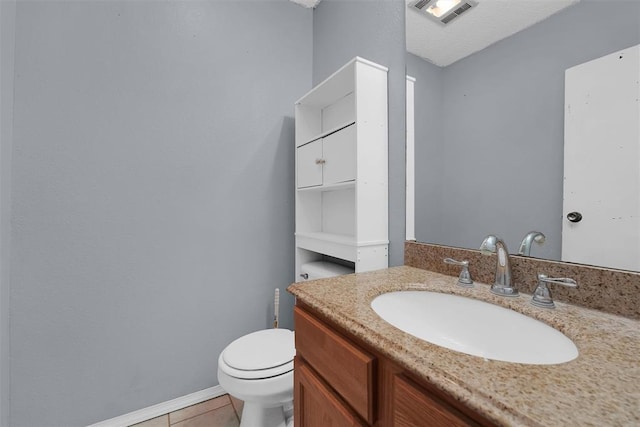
[315,159,326,165]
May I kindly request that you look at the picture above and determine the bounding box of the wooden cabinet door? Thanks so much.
[295,307,375,424]
[393,375,482,427]
[322,124,356,185]
[297,140,323,188]
[295,359,367,427]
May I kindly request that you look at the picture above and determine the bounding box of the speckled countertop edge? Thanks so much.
[287,266,640,427]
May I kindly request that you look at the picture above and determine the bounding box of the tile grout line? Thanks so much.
[228,399,241,422]
[169,409,215,426]
[168,401,234,426]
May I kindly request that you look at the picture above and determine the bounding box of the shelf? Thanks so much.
[295,56,389,277]
[296,231,355,244]
[295,232,390,264]
[297,181,355,193]
[295,57,388,107]
[295,232,357,262]
[296,121,355,148]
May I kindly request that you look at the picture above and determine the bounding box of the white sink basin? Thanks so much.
[371,291,578,365]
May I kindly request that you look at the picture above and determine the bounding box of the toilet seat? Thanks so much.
[220,329,295,380]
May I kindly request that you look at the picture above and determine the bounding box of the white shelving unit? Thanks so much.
[294,57,389,280]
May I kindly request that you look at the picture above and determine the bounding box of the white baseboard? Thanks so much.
[88,385,226,427]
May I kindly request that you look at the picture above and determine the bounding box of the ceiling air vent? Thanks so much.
[410,0,478,25]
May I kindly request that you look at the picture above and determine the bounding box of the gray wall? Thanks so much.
[413,0,640,260]
[0,1,16,425]
[9,1,311,425]
[312,0,406,266]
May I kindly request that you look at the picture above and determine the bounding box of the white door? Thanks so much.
[562,44,640,271]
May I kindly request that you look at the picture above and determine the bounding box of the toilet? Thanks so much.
[217,328,295,427]
[218,261,350,426]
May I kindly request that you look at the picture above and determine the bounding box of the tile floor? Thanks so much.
[132,394,244,427]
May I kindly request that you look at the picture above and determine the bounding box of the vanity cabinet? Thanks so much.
[295,57,388,277]
[293,304,495,427]
[393,375,481,426]
[295,306,375,424]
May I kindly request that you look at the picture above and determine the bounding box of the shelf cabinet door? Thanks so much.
[322,125,356,186]
[297,140,323,188]
[295,359,367,427]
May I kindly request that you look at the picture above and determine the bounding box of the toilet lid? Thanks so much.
[222,329,295,372]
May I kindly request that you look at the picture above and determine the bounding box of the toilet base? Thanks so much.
[240,401,293,427]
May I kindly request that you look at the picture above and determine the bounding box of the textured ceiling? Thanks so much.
[406,0,580,66]
[289,0,580,67]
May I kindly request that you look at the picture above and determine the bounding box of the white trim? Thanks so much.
[87,385,226,427]
[405,75,416,241]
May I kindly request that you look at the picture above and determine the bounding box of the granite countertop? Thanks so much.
[287,266,640,427]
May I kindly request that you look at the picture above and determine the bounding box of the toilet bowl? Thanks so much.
[217,329,295,427]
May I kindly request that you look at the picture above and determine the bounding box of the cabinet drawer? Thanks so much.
[295,358,367,427]
[294,307,375,424]
[393,375,483,427]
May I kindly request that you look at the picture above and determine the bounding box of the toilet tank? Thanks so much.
[299,261,353,281]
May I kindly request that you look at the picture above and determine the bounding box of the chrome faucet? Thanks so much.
[479,235,519,297]
[518,231,546,256]
[531,274,577,309]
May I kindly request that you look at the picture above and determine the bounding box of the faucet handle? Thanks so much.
[443,258,474,288]
[531,273,578,309]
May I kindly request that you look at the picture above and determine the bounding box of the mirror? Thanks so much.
[407,0,640,271]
